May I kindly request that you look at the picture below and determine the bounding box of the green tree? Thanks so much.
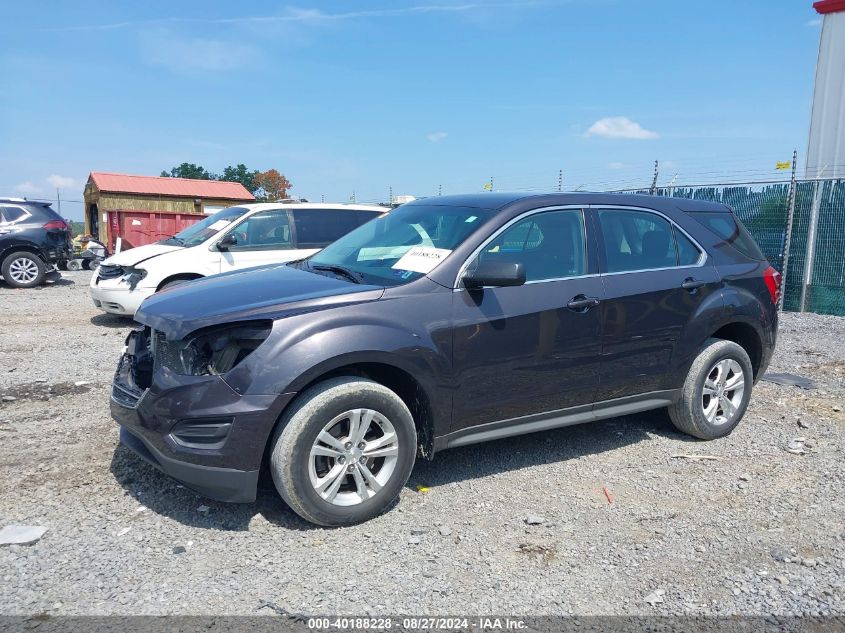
[160,163,215,180]
[160,162,291,198]
[219,164,259,193]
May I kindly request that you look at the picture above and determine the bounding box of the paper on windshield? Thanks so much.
[391,246,452,274]
[208,219,233,231]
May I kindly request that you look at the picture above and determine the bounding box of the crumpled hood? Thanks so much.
[135,264,384,340]
[103,243,183,267]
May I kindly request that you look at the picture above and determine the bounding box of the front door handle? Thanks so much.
[567,294,600,311]
[682,278,705,291]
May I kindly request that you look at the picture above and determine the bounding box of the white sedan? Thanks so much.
[90,202,385,316]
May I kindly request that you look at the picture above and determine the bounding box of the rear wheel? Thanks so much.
[269,377,417,526]
[2,251,46,288]
[668,338,753,439]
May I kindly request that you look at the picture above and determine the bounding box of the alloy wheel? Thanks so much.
[701,359,745,425]
[308,408,399,506]
[8,257,39,284]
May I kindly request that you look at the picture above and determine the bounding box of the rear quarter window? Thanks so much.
[688,212,765,261]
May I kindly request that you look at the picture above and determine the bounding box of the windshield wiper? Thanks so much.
[160,235,185,245]
[311,264,364,284]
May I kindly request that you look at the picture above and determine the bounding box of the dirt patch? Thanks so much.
[517,543,558,563]
[0,381,95,404]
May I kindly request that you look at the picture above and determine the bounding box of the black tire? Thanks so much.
[57,260,69,271]
[269,376,417,526]
[81,259,92,270]
[1,251,46,288]
[668,338,753,440]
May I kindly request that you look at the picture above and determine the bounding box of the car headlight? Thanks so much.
[121,267,148,290]
[163,321,273,376]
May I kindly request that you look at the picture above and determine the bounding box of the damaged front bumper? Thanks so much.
[110,328,293,503]
[90,273,155,316]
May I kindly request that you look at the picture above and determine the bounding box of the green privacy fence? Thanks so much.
[614,179,845,315]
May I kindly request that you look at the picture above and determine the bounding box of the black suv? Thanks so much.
[111,193,779,526]
[0,199,71,288]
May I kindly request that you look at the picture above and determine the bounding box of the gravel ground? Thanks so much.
[0,270,843,616]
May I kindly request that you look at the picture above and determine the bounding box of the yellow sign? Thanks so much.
[483,182,493,191]
[775,161,791,170]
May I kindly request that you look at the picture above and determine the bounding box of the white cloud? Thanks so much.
[427,131,448,143]
[806,18,822,27]
[607,161,628,169]
[139,30,258,72]
[47,174,77,188]
[14,181,43,194]
[585,117,659,140]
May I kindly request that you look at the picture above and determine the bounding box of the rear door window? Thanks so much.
[675,227,703,266]
[292,209,381,249]
[597,209,677,273]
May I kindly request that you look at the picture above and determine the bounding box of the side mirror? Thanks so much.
[463,260,526,289]
[217,234,237,251]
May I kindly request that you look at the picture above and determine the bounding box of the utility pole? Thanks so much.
[558,169,563,192]
[351,190,356,203]
[56,188,62,215]
[388,186,393,205]
[779,149,799,311]
[438,184,442,196]
[649,160,659,195]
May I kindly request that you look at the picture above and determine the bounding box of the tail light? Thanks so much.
[43,220,69,231]
[764,266,782,305]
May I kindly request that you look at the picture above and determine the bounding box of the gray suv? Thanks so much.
[111,193,778,526]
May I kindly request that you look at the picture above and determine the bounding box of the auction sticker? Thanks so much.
[391,246,452,274]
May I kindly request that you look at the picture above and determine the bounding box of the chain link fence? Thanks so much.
[613,179,845,315]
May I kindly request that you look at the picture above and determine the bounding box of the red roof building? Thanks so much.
[88,172,254,200]
[83,171,255,250]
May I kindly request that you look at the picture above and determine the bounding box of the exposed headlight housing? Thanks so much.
[156,321,273,376]
[120,267,148,290]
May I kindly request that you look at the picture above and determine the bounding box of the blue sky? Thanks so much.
[0,1,823,220]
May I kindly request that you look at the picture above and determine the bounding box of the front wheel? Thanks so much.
[269,377,417,526]
[668,338,753,440]
[158,278,194,292]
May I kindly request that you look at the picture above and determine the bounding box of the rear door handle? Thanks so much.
[567,294,600,311]
[682,278,705,290]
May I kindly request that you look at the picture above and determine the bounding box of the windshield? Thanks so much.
[306,204,491,286]
[161,206,249,247]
